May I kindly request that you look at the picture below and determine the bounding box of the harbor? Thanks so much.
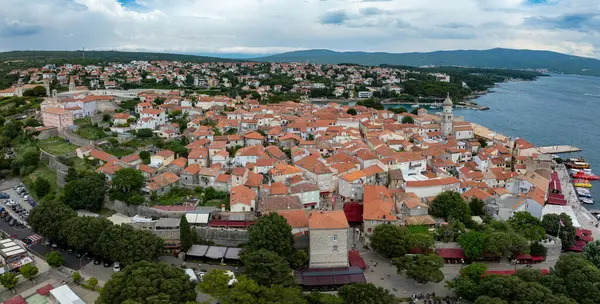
[537,145,582,154]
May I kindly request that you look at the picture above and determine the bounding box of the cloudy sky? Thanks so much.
[1,0,599,58]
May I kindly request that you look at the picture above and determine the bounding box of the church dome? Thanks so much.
[443,92,453,106]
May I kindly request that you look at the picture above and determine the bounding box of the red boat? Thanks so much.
[572,173,600,180]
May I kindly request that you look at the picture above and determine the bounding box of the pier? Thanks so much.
[537,145,581,154]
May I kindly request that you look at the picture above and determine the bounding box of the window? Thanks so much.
[367,228,372,233]
[333,245,338,252]
[332,235,338,241]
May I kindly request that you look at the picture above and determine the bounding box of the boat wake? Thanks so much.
[584,93,600,97]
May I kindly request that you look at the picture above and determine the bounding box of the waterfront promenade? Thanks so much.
[556,163,599,235]
[537,145,581,154]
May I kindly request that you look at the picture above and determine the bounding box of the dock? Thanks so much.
[537,145,581,154]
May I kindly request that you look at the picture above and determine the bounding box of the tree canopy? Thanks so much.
[346,108,357,115]
[337,283,397,304]
[457,231,486,260]
[98,261,197,304]
[60,216,112,253]
[392,254,444,283]
[401,116,414,124]
[247,213,294,260]
[95,224,163,265]
[241,249,294,287]
[508,211,547,241]
[541,213,576,249]
[583,240,600,269]
[369,224,410,258]
[429,191,471,223]
[33,177,51,198]
[179,215,192,252]
[28,200,76,241]
[64,172,107,211]
[46,251,64,267]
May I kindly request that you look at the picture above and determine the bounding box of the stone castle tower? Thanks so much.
[69,77,76,92]
[441,92,453,137]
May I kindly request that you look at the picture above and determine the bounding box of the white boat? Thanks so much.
[411,104,419,108]
[430,103,441,109]
[576,187,591,192]
[580,198,595,204]
[577,192,593,198]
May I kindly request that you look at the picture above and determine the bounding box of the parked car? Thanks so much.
[93,256,102,265]
[0,193,9,199]
[113,262,121,272]
[9,219,17,226]
[5,216,12,223]
[103,258,113,267]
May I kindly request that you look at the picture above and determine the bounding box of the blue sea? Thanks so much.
[390,74,600,209]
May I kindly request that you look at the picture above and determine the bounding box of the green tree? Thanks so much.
[64,172,107,211]
[241,249,294,287]
[46,251,64,267]
[401,116,415,124]
[460,263,487,283]
[198,269,231,300]
[542,213,576,249]
[112,168,145,195]
[139,150,151,165]
[28,200,76,241]
[457,231,486,260]
[61,216,112,253]
[98,261,196,304]
[289,249,309,269]
[338,283,397,304]
[404,232,435,252]
[88,277,98,290]
[369,224,410,258]
[65,167,79,183]
[485,231,529,258]
[392,254,444,283]
[542,253,600,304]
[530,241,548,257]
[583,240,600,268]
[508,211,546,241]
[136,128,154,138]
[0,272,18,291]
[346,108,357,115]
[474,297,507,304]
[515,268,543,282]
[72,271,82,284]
[19,263,38,281]
[389,107,407,114]
[305,292,344,304]
[410,107,421,115]
[247,213,294,260]
[436,218,466,242]
[95,224,163,265]
[468,198,486,216]
[33,177,51,198]
[23,86,47,97]
[180,215,192,252]
[430,191,471,222]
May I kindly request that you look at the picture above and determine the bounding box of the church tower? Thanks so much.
[441,92,453,137]
[68,77,75,92]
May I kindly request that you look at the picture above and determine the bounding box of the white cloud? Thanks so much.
[0,0,598,58]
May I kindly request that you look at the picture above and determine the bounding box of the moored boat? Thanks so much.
[574,182,592,188]
[580,198,595,204]
[572,173,600,180]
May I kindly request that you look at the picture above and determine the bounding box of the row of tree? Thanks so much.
[448,253,600,304]
[28,200,163,265]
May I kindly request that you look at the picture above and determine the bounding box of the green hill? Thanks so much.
[0,50,234,64]
[254,48,600,76]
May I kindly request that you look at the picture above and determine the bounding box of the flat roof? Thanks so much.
[225,247,241,260]
[156,217,180,228]
[187,245,209,257]
[541,205,581,228]
[49,285,85,304]
[205,246,227,259]
[186,213,209,224]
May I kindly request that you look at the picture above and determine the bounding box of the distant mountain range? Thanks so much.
[253,48,600,76]
[2,48,600,76]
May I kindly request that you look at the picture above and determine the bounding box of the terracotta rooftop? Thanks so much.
[309,210,349,229]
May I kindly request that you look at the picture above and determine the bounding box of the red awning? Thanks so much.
[582,229,592,235]
[435,248,466,259]
[575,240,587,247]
[515,254,532,260]
[348,250,367,269]
[3,296,26,304]
[576,229,584,237]
[582,235,594,242]
[567,245,583,252]
[36,284,54,296]
[303,202,317,206]
[343,202,363,223]
[531,256,545,261]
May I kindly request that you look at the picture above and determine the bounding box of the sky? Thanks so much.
[1,0,599,58]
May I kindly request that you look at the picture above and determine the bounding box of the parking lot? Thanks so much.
[1,186,35,228]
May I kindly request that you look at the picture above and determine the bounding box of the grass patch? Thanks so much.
[105,147,135,158]
[97,207,116,218]
[22,164,58,200]
[37,137,78,155]
[71,157,89,171]
[122,138,159,148]
[407,225,431,234]
[74,118,107,140]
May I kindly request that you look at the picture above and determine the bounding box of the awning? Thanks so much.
[515,254,532,260]
[531,256,545,261]
[343,202,363,223]
[36,284,54,296]
[303,202,317,206]
[348,250,367,269]
[435,248,466,259]
[187,245,209,257]
[3,296,26,304]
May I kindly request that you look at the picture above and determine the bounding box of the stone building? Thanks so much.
[308,210,349,268]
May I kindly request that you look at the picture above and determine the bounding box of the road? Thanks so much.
[0,179,90,271]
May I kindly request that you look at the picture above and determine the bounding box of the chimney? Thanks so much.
[379,192,382,200]
[221,204,225,212]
